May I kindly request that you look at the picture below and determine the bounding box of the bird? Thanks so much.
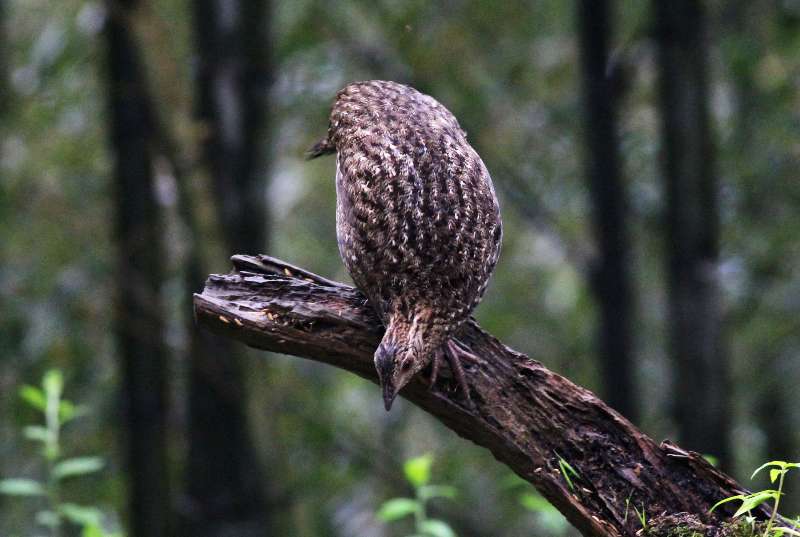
[308,80,502,411]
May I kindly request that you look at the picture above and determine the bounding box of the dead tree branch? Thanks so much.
[194,254,770,537]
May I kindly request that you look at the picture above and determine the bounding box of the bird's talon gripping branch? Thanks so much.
[444,339,474,407]
[428,349,443,389]
[451,338,480,365]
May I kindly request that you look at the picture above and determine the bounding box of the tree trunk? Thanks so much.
[0,0,7,119]
[179,1,272,535]
[193,255,780,537]
[193,0,270,254]
[104,2,170,535]
[654,0,731,467]
[577,0,637,423]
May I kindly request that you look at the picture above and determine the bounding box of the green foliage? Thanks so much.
[0,478,46,496]
[501,472,570,534]
[404,454,433,488]
[519,491,571,534]
[53,457,105,481]
[711,461,800,537]
[620,489,648,530]
[556,452,580,492]
[377,454,458,537]
[633,504,648,530]
[0,370,121,537]
[378,498,420,522]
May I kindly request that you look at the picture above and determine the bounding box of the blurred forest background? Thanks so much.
[1,0,799,535]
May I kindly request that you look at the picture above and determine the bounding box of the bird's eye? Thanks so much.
[401,362,412,371]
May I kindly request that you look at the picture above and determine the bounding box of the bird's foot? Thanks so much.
[445,339,475,405]
[427,338,477,410]
[428,349,443,388]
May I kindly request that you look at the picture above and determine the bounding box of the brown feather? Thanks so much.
[316,80,502,407]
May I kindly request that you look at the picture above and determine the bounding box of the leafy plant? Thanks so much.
[555,451,580,492]
[497,472,570,534]
[633,503,647,530]
[376,454,458,537]
[711,460,800,537]
[0,370,121,537]
[619,490,648,530]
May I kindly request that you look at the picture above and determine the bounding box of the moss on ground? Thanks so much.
[643,512,772,537]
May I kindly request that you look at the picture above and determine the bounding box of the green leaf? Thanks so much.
[419,519,457,537]
[520,492,558,513]
[19,385,46,410]
[773,528,800,536]
[752,461,789,480]
[556,454,580,491]
[404,454,433,487]
[82,524,104,537]
[59,503,103,526]
[499,473,528,489]
[733,491,779,518]
[36,510,61,528]
[59,400,83,423]
[23,425,52,443]
[0,478,46,496]
[418,485,457,501]
[710,494,746,513]
[53,457,104,480]
[43,369,63,395]
[771,468,784,483]
[43,370,64,400]
[376,498,419,522]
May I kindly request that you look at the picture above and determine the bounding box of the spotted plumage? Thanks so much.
[309,80,502,410]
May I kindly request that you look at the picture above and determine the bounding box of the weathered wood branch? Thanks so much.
[194,255,769,537]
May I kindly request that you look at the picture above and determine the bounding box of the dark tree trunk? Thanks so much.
[179,1,272,535]
[0,0,7,119]
[577,0,637,423]
[181,298,268,537]
[192,255,784,537]
[104,2,171,535]
[193,0,270,254]
[654,0,730,466]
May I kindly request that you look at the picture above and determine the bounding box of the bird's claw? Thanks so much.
[428,349,442,389]
[425,339,477,411]
[444,339,475,409]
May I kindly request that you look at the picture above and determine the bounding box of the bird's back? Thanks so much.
[329,81,501,338]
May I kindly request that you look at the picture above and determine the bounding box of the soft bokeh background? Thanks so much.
[1,0,799,535]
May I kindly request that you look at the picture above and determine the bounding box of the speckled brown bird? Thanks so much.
[308,80,502,410]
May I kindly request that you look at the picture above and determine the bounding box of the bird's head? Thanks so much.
[308,80,465,162]
[374,340,426,411]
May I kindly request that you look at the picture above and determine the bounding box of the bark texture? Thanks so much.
[194,255,774,537]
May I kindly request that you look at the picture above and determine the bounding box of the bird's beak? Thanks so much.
[382,381,398,411]
[306,136,335,160]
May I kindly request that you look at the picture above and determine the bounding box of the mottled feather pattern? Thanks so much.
[319,80,502,403]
